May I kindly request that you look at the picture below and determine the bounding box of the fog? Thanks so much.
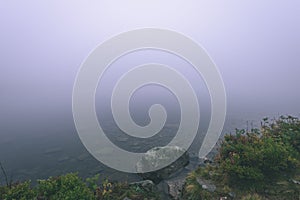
[0,0,299,181]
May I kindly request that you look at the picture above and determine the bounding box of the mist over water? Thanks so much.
[1,1,300,184]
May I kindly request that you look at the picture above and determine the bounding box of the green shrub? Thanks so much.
[183,116,300,199]
[262,116,300,154]
[37,173,94,200]
[241,193,264,200]
[216,116,300,189]
[0,181,36,200]
[0,173,160,200]
[182,171,214,200]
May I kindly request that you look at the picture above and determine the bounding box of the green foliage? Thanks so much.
[86,173,100,191]
[1,115,299,199]
[262,115,300,154]
[183,116,300,199]
[241,193,264,200]
[37,173,94,200]
[0,173,160,200]
[103,180,160,200]
[0,181,36,200]
[182,171,214,200]
[216,117,300,188]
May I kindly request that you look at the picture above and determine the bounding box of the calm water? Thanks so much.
[0,111,296,185]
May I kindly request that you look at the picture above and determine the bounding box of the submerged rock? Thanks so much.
[77,153,90,161]
[136,146,189,184]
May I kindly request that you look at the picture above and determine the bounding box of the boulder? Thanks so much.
[136,146,189,184]
[165,177,186,200]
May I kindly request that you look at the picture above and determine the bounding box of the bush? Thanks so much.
[182,170,214,200]
[216,116,300,188]
[0,181,36,200]
[262,116,300,154]
[37,173,94,200]
[0,173,160,200]
[241,193,264,200]
[182,116,300,199]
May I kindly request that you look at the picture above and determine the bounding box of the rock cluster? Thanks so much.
[136,146,189,184]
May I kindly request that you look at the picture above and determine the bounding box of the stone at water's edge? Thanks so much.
[164,176,186,200]
[129,180,155,192]
[136,146,189,184]
[196,177,216,192]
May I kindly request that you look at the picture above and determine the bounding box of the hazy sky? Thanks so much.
[1,0,300,129]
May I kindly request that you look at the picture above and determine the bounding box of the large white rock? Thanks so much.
[136,146,189,183]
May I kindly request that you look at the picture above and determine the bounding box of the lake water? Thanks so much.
[0,110,296,185]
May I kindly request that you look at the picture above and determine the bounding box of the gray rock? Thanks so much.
[220,197,228,200]
[165,177,186,200]
[123,197,132,200]
[136,146,189,184]
[184,158,199,171]
[291,179,300,185]
[156,181,170,199]
[130,180,155,192]
[196,177,216,192]
[228,192,236,198]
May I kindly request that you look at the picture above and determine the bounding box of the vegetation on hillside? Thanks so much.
[182,116,300,200]
[0,173,159,200]
[1,116,300,199]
